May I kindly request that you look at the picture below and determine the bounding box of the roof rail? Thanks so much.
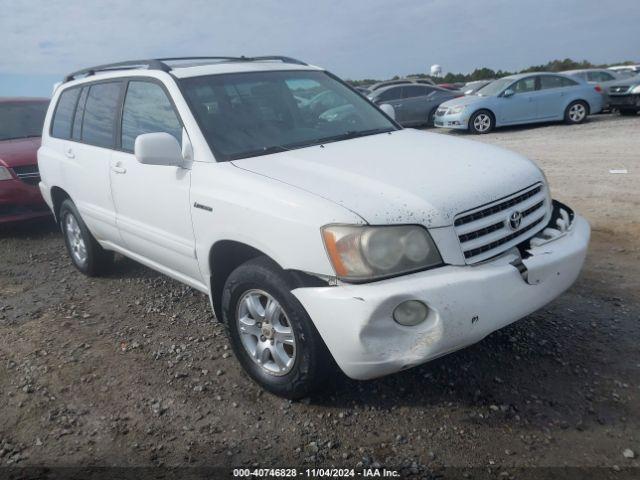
[63,55,308,83]
[64,59,171,82]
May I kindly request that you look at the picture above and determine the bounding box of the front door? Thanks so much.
[497,76,538,124]
[109,80,201,282]
[401,85,434,125]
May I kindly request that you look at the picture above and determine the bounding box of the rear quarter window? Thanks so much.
[51,88,81,139]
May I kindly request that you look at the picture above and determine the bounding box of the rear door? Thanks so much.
[48,82,123,241]
[536,75,572,120]
[109,79,201,281]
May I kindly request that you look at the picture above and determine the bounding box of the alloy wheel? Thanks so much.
[64,213,88,267]
[473,113,492,132]
[236,289,296,376]
[569,103,586,122]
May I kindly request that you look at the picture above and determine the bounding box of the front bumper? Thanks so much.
[433,111,469,130]
[608,94,640,110]
[0,177,50,224]
[293,208,590,380]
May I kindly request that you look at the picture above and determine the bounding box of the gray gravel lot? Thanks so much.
[0,113,638,477]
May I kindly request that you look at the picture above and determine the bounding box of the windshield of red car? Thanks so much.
[0,101,49,141]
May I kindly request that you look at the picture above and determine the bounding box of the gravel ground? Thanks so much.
[0,113,639,477]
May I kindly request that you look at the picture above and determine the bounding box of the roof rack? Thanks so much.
[63,56,308,82]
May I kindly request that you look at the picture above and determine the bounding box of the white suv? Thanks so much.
[38,56,590,398]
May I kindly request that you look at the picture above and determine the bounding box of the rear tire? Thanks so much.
[221,256,332,399]
[59,199,113,276]
[468,110,494,134]
[564,100,589,124]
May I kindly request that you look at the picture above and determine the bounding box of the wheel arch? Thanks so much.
[567,98,590,115]
[208,240,328,321]
[472,107,496,122]
[50,186,72,223]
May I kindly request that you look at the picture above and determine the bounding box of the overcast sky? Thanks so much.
[1,0,638,96]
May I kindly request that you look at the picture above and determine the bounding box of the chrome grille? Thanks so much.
[12,165,41,186]
[609,85,630,94]
[454,183,549,264]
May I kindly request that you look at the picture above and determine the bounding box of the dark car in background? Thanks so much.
[607,76,640,115]
[0,98,51,224]
[367,83,461,126]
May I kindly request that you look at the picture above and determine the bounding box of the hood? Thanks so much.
[438,94,489,109]
[232,129,543,228]
[0,137,41,168]
[610,77,640,88]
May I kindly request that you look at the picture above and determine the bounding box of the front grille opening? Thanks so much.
[454,186,542,227]
[463,216,545,259]
[11,165,41,186]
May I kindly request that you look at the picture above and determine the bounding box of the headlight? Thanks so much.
[321,225,443,281]
[0,166,14,181]
[446,105,466,115]
[630,85,640,94]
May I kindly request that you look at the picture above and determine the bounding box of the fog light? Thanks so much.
[393,300,429,326]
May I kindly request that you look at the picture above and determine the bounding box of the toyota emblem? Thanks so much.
[508,211,523,230]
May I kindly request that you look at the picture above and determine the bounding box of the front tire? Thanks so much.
[468,110,494,134]
[564,100,589,124]
[59,199,113,276]
[426,107,437,127]
[221,256,332,399]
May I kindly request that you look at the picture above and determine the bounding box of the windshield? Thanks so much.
[180,70,397,161]
[0,101,49,141]
[475,78,514,97]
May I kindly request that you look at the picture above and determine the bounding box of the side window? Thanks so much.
[121,81,182,152]
[560,76,578,87]
[377,87,402,102]
[540,76,566,90]
[589,71,614,82]
[81,82,122,148]
[51,88,81,139]
[403,85,429,98]
[71,87,88,140]
[512,77,537,93]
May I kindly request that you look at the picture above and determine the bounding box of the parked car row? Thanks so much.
[355,68,637,133]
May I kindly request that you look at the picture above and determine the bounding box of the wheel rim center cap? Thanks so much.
[261,323,274,339]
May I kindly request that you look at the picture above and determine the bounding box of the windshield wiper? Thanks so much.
[228,128,395,161]
[313,127,395,146]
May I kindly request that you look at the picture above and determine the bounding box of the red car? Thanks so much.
[0,97,51,224]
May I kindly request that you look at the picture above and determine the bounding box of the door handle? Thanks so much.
[111,162,127,174]
[65,148,75,159]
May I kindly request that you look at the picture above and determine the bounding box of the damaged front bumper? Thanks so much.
[293,202,590,380]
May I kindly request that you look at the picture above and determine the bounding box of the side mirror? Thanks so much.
[379,103,396,120]
[502,89,515,98]
[134,132,183,167]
